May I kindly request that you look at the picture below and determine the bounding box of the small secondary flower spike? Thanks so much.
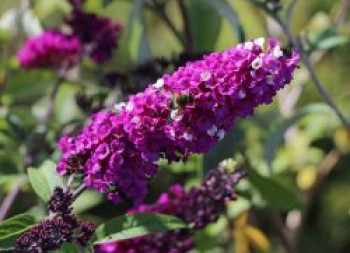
[14,187,95,252]
[57,38,299,205]
[66,8,123,63]
[94,165,245,253]
[16,30,81,68]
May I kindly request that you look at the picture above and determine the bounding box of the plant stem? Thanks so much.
[291,149,340,251]
[72,184,86,200]
[286,0,298,27]
[177,0,194,52]
[250,1,350,130]
[271,212,295,253]
[40,72,66,128]
[0,177,26,221]
[149,0,188,49]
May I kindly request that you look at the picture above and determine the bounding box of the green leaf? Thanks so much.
[92,213,188,244]
[187,0,222,51]
[265,104,332,170]
[28,160,63,201]
[50,242,79,252]
[72,191,103,214]
[203,126,244,174]
[129,0,151,62]
[101,0,113,7]
[0,214,36,250]
[248,169,302,211]
[54,82,82,124]
[203,0,245,43]
[307,28,348,53]
[28,168,51,202]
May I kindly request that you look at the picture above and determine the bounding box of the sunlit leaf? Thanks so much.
[0,214,36,250]
[129,0,151,62]
[244,225,270,252]
[187,0,222,51]
[72,191,104,214]
[248,169,302,211]
[296,166,317,190]
[92,213,188,244]
[265,104,332,170]
[307,28,348,53]
[28,160,63,201]
[203,0,245,42]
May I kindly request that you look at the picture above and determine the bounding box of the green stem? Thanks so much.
[149,0,188,49]
[250,0,350,130]
[178,0,194,52]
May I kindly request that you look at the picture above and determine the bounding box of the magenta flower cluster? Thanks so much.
[94,165,245,253]
[16,0,122,68]
[57,38,299,205]
[16,30,81,68]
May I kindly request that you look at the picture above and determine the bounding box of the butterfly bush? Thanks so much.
[66,8,123,63]
[94,165,245,253]
[16,30,81,68]
[16,1,123,69]
[15,187,95,252]
[57,38,299,205]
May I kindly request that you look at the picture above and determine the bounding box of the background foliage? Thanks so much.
[0,0,350,252]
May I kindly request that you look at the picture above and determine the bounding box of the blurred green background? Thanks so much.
[0,0,350,252]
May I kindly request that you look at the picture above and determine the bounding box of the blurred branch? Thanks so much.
[271,213,295,253]
[39,73,66,127]
[149,0,188,49]
[292,149,341,251]
[0,177,26,221]
[335,0,350,27]
[279,0,349,117]
[286,0,298,27]
[177,0,194,52]
[249,0,350,130]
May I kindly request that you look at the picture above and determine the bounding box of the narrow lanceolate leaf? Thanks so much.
[203,0,245,43]
[248,169,302,211]
[187,0,222,51]
[307,28,348,53]
[91,213,188,244]
[28,168,51,202]
[0,214,36,250]
[28,160,63,201]
[129,0,151,62]
[51,242,79,253]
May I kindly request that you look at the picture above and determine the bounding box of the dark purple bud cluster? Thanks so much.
[15,188,95,252]
[15,216,76,252]
[181,166,246,229]
[94,165,245,253]
[48,187,73,214]
[75,222,97,247]
[67,0,85,9]
[66,7,123,64]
